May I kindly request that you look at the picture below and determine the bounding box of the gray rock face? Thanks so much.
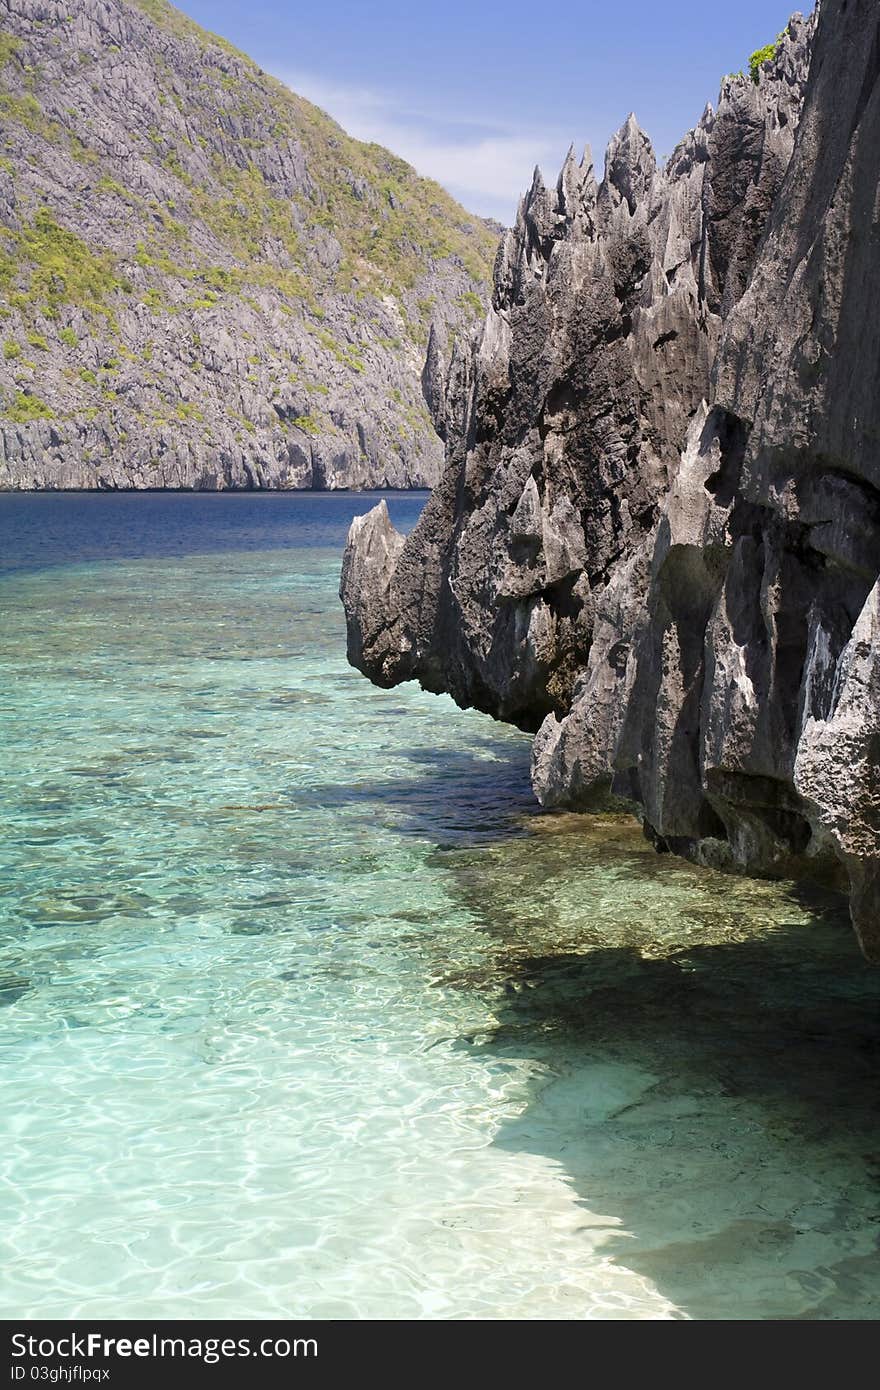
[617,0,880,959]
[0,0,498,489]
[343,5,880,959]
[342,11,815,719]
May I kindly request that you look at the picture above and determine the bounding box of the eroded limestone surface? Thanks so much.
[342,4,880,958]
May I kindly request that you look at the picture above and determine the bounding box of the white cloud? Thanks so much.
[278,70,570,224]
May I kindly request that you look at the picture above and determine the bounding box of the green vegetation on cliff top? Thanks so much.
[749,32,786,84]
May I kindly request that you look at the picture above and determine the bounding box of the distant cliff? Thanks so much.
[0,0,498,489]
[342,3,880,960]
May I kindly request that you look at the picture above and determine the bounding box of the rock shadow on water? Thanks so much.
[481,927,880,1318]
[435,830,880,1320]
[283,741,536,846]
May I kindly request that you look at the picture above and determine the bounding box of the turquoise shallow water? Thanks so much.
[1,492,879,1321]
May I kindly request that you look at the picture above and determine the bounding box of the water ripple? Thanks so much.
[1,496,878,1320]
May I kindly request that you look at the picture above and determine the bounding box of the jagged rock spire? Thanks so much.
[556,143,598,228]
[604,112,657,214]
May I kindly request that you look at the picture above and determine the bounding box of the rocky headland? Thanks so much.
[341,0,880,959]
[0,0,498,489]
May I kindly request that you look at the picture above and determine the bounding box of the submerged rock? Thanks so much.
[342,4,880,958]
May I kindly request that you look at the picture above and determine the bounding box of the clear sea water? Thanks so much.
[1,491,879,1321]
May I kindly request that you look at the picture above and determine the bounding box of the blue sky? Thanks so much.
[182,0,806,222]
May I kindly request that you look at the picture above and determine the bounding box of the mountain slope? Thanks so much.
[0,0,499,489]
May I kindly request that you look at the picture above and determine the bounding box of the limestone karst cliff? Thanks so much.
[341,1,880,960]
[0,0,497,489]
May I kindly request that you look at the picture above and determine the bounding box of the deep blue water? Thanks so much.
[0,490,429,574]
